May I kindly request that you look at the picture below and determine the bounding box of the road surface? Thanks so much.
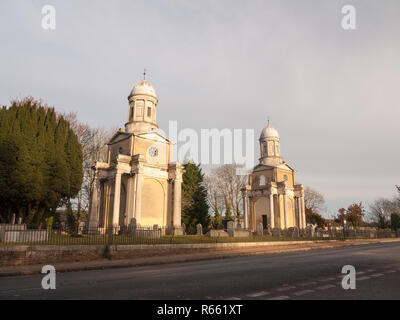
[0,241,399,300]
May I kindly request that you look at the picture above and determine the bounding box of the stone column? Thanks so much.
[112,172,122,228]
[173,178,182,229]
[269,193,275,228]
[296,197,301,229]
[125,176,135,225]
[243,192,249,230]
[283,194,288,229]
[277,195,282,229]
[300,196,306,229]
[88,177,100,230]
[134,173,143,225]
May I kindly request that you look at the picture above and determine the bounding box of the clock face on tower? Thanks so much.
[148,145,158,158]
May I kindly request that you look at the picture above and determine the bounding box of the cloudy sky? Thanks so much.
[1,0,399,215]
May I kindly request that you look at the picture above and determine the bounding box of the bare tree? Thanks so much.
[368,198,393,228]
[304,186,326,215]
[205,164,247,220]
[203,175,224,223]
[63,112,113,221]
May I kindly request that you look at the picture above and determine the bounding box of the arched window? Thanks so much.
[260,175,266,186]
[129,106,134,121]
[263,143,268,156]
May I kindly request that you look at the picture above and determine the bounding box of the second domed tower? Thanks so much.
[125,79,159,134]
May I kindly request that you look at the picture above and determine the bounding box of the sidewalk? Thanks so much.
[1,238,399,277]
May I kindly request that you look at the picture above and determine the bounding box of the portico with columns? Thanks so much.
[88,78,184,235]
[241,123,306,231]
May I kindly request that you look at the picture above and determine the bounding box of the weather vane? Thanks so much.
[143,68,147,80]
[267,116,270,126]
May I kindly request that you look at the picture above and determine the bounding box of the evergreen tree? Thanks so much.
[0,98,83,226]
[182,161,210,233]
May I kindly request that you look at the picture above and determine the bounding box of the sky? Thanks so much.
[1,0,399,216]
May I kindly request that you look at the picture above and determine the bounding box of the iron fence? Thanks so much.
[0,223,398,247]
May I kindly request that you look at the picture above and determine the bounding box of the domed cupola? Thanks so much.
[259,121,283,166]
[130,79,157,97]
[125,75,159,134]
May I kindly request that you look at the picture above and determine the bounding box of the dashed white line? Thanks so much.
[293,289,315,296]
[267,295,290,300]
[298,281,317,287]
[276,286,296,292]
[358,276,371,281]
[225,297,242,300]
[370,273,384,278]
[246,291,270,298]
[316,284,336,290]
[318,277,336,282]
[384,270,396,274]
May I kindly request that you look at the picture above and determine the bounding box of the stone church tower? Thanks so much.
[242,122,306,231]
[88,79,184,235]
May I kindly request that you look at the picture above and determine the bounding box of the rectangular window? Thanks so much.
[147,107,152,118]
[136,106,143,118]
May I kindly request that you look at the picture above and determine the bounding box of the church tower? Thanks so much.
[259,122,282,166]
[88,75,184,235]
[242,121,306,232]
[125,79,159,134]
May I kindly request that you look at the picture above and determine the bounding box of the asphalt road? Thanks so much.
[1,241,400,300]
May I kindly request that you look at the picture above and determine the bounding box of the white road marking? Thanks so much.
[318,277,336,282]
[276,286,296,292]
[293,289,315,296]
[358,276,371,281]
[225,297,241,300]
[267,295,290,300]
[370,273,384,278]
[298,281,317,286]
[384,270,396,274]
[316,284,336,290]
[246,291,270,298]
[357,271,365,275]
[366,269,375,272]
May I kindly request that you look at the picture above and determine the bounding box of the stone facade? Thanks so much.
[241,123,306,231]
[88,79,183,235]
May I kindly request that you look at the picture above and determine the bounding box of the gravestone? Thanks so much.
[272,228,281,237]
[17,217,22,225]
[306,225,314,238]
[196,223,203,236]
[256,223,263,236]
[292,226,299,238]
[129,218,137,231]
[227,221,235,237]
[286,227,294,237]
[11,214,16,225]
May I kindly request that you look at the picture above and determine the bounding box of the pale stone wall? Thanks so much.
[140,178,167,227]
